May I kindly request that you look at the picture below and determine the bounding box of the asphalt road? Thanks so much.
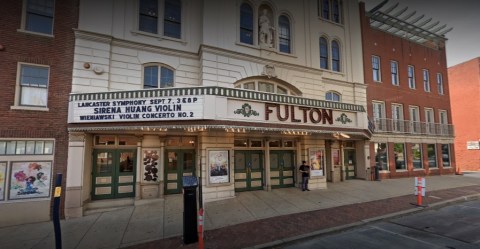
[279,199,480,249]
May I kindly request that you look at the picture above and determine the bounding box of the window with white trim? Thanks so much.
[412,143,422,169]
[319,37,329,69]
[319,0,342,24]
[392,104,403,132]
[138,0,182,39]
[427,144,437,168]
[394,143,406,170]
[240,3,254,45]
[439,110,448,135]
[372,101,386,131]
[408,65,415,89]
[332,40,340,72]
[22,0,55,35]
[441,144,451,167]
[423,69,430,92]
[372,55,381,82]
[17,63,49,107]
[425,108,434,134]
[391,61,399,85]
[325,91,341,102]
[437,73,444,95]
[278,15,291,53]
[143,64,174,89]
[409,106,420,133]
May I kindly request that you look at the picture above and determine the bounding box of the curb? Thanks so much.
[247,193,480,249]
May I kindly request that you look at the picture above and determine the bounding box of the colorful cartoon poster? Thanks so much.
[142,149,160,182]
[0,162,6,201]
[309,149,325,177]
[9,161,52,200]
[209,150,229,184]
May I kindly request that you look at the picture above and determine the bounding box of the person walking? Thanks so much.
[299,160,310,191]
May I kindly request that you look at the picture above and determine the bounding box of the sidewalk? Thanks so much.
[1,173,479,249]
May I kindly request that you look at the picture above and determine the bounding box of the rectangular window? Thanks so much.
[25,0,55,35]
[437,73,444,95]
[439,110,448,135]
[427,144,437,168]
[394,143,406,170]
[373,101,385,131]
[408,65,415,89]
[423,69,430,92]
[441,144,450,167]
[332,0,341,23]
[321,0,330,19]
[372,56,381,82]
[392,104,403,132]
[0,140,54,155]
[164,0,181,39]
[425,108,434,134]
[240,4,253,45]
[409,106,420,133]
[374,143,388,170]
[139,0,159,33]
[391,61,399,85]
[412,144,422,169]
[19,64,49,107]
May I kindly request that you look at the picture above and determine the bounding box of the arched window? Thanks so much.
[235,78,301,96]
[278,15,291,53]
[164,0,182,38]
[320,37,329,69]
[240,3,253,45]
[332,40,340,72]
[143,64,174,89]
[325,91,341,102]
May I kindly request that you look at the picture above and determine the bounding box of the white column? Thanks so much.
[64,132,86,218]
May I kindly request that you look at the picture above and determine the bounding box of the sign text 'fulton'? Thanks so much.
[71,96,204,123]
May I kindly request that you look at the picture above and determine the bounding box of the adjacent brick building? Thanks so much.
[448,57,480,172]
[360,1,456,179]
[0,0,78,226]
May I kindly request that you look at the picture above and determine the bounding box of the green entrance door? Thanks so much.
[270,151,294,188]
[234,151,263,191]
[92,149,136,200]
[344,149,356,180]
[165,150,195,194]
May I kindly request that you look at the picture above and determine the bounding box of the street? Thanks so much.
[277,199,480,249]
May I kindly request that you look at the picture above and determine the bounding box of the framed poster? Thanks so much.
[9,161,52,200]
[0,162,6,201]
[208,150,229,184]
[309,149,325,177]
[142,149,160,182]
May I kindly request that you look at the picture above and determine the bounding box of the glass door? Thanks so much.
[92,149,136,200]
[344,149,356,180]
[165,150,195,194]
[270,151,294,188]
[234,151,264,191]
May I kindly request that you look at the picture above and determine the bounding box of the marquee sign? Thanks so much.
[69,96,204,123]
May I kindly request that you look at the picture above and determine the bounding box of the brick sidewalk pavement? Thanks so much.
[126,185,480,249]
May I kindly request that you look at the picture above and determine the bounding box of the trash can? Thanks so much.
[182,176,198,244]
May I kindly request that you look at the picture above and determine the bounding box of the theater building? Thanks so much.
[360,1,456,179]
[65,0,371,217]
[0,0,78,226]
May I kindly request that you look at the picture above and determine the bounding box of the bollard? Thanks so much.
[413,177,426,207]
[198,208,204,249]
[53,173,63,249]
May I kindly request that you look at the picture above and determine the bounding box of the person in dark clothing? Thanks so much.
[299,160,310,191]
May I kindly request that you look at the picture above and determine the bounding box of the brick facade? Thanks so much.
[448,57,480,171]
[359,2,456,179]
[0,0,78,225]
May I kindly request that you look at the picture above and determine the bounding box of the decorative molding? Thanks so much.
[234,103,260,117]
[68,132,86,142]
[336,113,352,124]
[261,65,277,78]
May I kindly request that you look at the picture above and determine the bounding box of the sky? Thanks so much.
[363,0,480,67]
